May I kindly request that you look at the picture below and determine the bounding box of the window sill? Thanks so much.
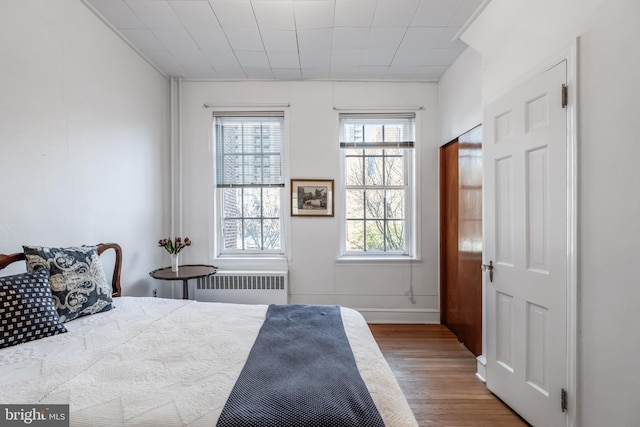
[212,255,288,271]
[335,255,422,266]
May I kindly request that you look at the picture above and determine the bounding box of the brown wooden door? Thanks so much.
[440,126,482,356]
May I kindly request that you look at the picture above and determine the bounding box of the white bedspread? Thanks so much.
[0,297,417,427]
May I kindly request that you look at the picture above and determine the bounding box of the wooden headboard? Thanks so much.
[0,243,122,297]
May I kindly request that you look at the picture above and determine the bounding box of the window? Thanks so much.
[340,113,415,256]
[214,113,285,255]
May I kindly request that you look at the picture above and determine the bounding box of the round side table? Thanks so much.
[149,264,217,299]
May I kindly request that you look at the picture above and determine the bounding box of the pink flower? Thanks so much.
[157,236,192,254]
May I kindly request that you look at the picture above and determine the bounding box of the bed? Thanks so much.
[0,243,418,427]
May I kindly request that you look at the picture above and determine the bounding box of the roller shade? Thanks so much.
[214,113,284,188]
[339,113,415,148]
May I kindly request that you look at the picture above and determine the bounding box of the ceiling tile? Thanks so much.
[372,0,421,27]
[201,49,240,67]
[180,63,218,80]
[331,49,363,66]
[417,65,450,79]
[86,0,146,29]
[299,49,332,68]
[140,48,183,75]
[411,0,463,26]
[387,65,419,77]
[169,1,220,28]
[224,28,264,51]
[330,66,362,80]
[301,66,331,79]
[152,28,211,66]
[267,52,300,68]
[334,0,376,27]
[401,27,465,49]
[392,48,463,66]
[188,28,232,52]
[294,1,335,30]
[125,0,183,29]
[361,49,396,66]
[235,51,270,68]
[243,67,275,79]
[120,29,164,50]
[208,0,257,29]
[358,66,390,77]
[252,1,295,30]
[261,30,298,52]
[214,65,246,79]
[297,29,333,51]
[366,28,406,50]
[272,68,302,79]
[333,28,369,49]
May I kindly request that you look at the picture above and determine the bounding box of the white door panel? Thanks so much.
[485,61,568,427]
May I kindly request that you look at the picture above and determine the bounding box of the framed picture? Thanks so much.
[291,179,334,217]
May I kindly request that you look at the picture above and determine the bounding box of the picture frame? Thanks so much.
[291,179,334,217]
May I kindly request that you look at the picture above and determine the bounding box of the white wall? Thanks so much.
[0,0,170,296]
[438,47,483,145]
[179,80,441,322]
[457,0,640,424]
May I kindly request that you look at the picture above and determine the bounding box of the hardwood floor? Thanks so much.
[369,324,529,427]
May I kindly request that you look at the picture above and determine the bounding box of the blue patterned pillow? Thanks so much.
[23,245,113,323]
[0,269,67,349]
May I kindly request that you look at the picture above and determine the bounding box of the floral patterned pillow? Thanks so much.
[23,246,113,323]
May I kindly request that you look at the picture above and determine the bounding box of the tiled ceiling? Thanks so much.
[83,0,484,81]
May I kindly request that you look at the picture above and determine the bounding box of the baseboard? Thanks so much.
[476,354,487,382]
[356,308,440,324]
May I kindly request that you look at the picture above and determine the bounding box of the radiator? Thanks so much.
[195,271,288,305]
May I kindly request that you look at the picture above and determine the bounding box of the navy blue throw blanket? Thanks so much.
[216,304,385,427]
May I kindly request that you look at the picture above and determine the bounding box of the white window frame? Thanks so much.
[338,112,420,260]
[211,110,289,260]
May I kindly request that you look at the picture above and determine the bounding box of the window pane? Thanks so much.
[263,219,280,250]
[365,190,385,219]
[346,220,364,251]
[365,220,385,251]
[344,148,364,156]
[385,155,404,186]
[364,155,383,186]
[222,188,242,219]
[223,219,242,249]
[345,156,363,186]
[242,188,262,218]
[386,220,405,251]
[243,219,262,249]
[263,187,280,217]
[383,124,402,142]
[386,189,404,219]
[363,124,383,143]
[343,124,364,143]
[346,189,364,219]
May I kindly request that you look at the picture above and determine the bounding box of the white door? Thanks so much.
[484,61,568,426]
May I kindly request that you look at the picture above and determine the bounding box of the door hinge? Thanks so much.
[561,84,568,108]
[561,388,568,412]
